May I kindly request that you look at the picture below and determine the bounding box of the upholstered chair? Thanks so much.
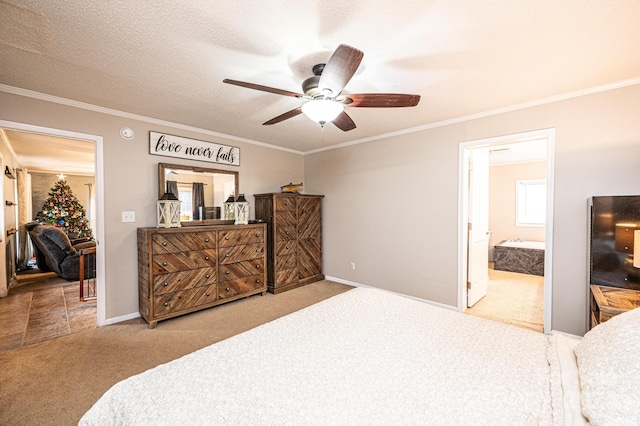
[28,224,96,281]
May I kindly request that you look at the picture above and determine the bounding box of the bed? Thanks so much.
[80,287,640,425]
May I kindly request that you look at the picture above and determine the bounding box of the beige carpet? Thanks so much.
[0,280,352,426]
[465,266,544,333]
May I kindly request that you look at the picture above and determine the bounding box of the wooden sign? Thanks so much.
[149,132,240,166]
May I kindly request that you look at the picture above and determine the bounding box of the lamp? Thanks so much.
[223,194,236,220]
[634,230,640,268]
[234,194,249,225]
[157,189,181,228]
[615,223,638,253]
[301,99,344,126]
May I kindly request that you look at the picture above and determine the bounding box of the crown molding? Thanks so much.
[305,76,640,154]
[0,84,303,155]
[3,76,639,156]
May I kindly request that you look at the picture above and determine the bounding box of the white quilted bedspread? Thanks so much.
[80,287,563,425]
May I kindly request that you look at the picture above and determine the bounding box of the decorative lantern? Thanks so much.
[234,194,249,225]
[157,190,181,228]
[224,194,236,220]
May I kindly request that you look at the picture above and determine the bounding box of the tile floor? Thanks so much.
[0,272,97,351]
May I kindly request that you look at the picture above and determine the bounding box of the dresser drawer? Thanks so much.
[219,243,265,264]
[275,211,297,227]
[218,228,265,247]
[275,240,297,257]
[275,254,296,271]
[276,197,296,211]
[275,225,296,241]
[219,259,264,282]
[152,232,217,253]
[152,267,217,295]
[152,249,217,274]
[276,267,298,286]
[219,275,265,299]
[153,284,218,316]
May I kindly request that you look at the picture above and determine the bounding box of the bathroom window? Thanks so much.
[516,179,546,226]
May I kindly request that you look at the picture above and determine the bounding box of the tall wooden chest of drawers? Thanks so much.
[137,223,266,328]
[254,193,324,294]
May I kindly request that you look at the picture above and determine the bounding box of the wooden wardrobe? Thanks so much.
[254,193,324,294]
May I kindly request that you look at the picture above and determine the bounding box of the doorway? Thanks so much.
[458,129,555,334]
[0,121,105,348]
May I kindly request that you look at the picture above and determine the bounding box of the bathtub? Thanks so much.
[493,240,545,276]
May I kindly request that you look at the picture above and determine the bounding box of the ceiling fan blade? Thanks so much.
[318,44,364,97]
[263,107,303,125]
[332,111,357,132]
[344,93,421,108]
[223,79,303,98]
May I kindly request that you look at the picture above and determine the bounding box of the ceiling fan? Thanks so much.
[223,44,421,131]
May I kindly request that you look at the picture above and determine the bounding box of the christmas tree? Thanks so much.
[35,179,93,240]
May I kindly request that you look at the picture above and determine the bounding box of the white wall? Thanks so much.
[306,83,640,336]
[0,91,304,321]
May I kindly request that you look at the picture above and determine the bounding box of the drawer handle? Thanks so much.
[225,287,230,291]
[225,236,229,240]
[162,242,167,246]
[225,271,230,274]
[285,231,289,235]
[256,279,261,283]
[206,292,210,296]
[285,246,289,250]
[205,256,210,260]
[205,238,209,242]
[164,302,168,306]
[256,265,260,268]
[256,249,261,252]
[255,233,260,237]
[163,282,168,286]
[162,262,167,266]
[225,254,229,257]
[206,275,210,279]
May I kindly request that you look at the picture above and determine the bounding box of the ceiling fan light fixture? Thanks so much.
[301,100,344,126]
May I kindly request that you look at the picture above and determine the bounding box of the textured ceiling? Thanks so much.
[1,0,640,156]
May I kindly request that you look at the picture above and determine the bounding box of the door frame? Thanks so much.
[0,120,106,326]
[457,128,555,334]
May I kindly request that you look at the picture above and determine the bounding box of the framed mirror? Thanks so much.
[158,162,239,225]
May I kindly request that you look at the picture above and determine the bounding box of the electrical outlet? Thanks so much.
[122,211,136,222]
[351,262,356,270]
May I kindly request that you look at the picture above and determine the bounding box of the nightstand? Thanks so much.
[590,284,640,329]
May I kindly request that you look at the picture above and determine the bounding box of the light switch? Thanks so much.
[122,211,135,222]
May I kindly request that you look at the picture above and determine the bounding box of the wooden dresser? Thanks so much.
[254,193,324,294]
[137,223,267,328]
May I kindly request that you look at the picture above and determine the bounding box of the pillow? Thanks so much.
[575,307,640,425]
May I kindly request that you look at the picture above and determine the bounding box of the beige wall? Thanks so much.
[489,162,546,250]
[0,91,304,321]
[306,83,640,336]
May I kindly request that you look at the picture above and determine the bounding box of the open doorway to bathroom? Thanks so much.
[459,129,554,334]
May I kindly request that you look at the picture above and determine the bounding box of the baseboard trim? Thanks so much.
[103,311,140,326]
[325,275,456,311]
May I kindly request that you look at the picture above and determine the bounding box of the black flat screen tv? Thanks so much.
[590,196,640,290]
